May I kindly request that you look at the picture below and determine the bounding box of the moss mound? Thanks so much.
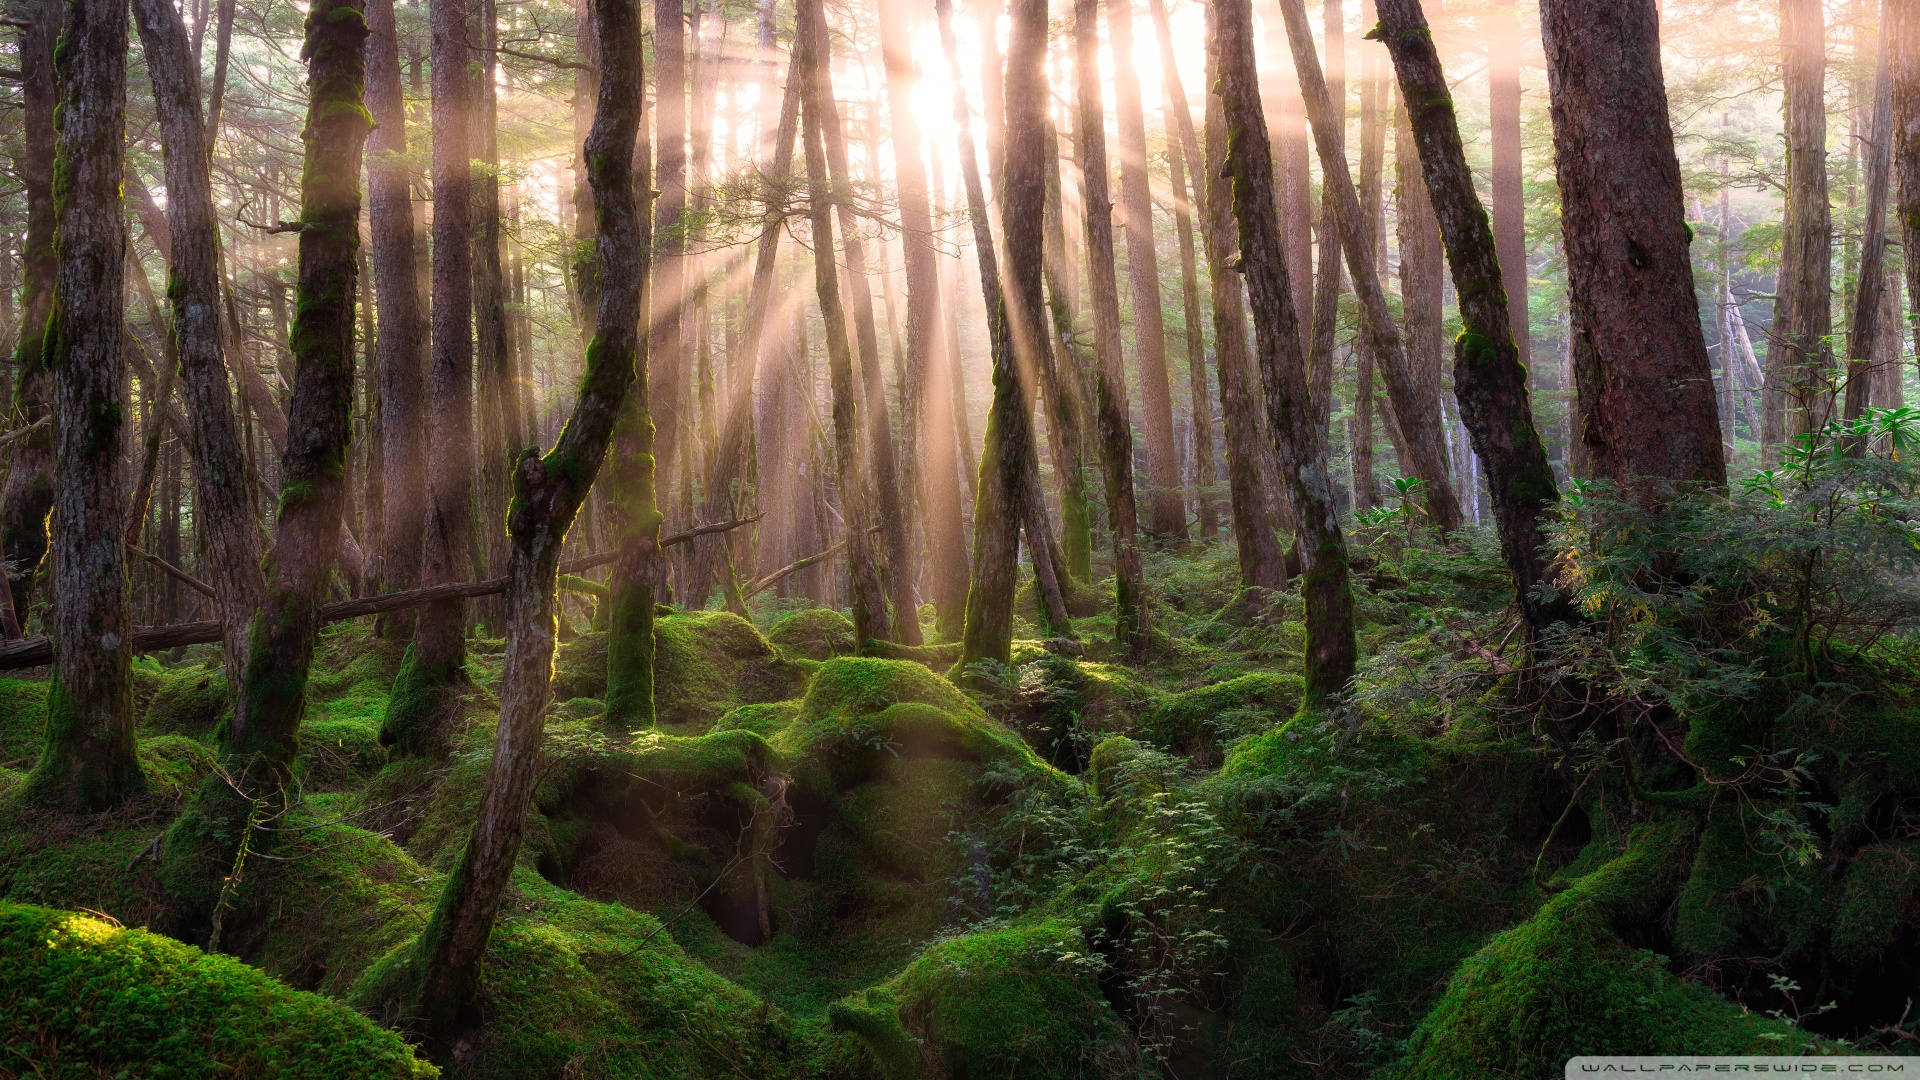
[0,901,436,1078]
[768,607,858,660]
[142,664,229,737]
[0,678,47,766]
[551,612,806,729]
[1137,672,1301,762]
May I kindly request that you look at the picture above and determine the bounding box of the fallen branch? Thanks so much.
[742,541,845,600]
[131,545,218,600]
[0,517,765,670]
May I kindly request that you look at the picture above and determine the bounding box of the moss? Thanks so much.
[769,606,858,661]
[1136,672,1302,762]
[1832,841,1920,966]
[713,700,801,738]
[0,902,437,1078]
[827,986,920,1079]
[1394,821,1817,1077]
[142,665,229,736]
[0,678,49,767]
[379,644,467,758]
[556,612,806,731]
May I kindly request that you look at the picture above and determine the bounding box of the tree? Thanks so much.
[130,0,266,681]
[1894,0,1920,348]
[1374,0,1569,633]
[1771,0,1833,448]
[1216,0,1357,701]
[1843,14,1893,430]
[1539,0,1727,491]
[23,0,145,813]
[371,0,643,1033]
[1489,0,1528,374]
[1070,0,1150,652]
[384,0,478,756]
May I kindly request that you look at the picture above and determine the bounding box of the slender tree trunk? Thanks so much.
[24,0,144,813]
[1305,0,1344,440]
[205,0,236,151]
[1539,0,1727,491]
[1038,122,1096,583]
[1,0,60,634]
[1108,0,1186,540]
[1217,0,1356,701]
[1489,0,1528,373]
[1277,0,1462,531]
[1352,0,1384,512]
[1201,0,1289,606]
[799,0,891,647]
[387,0,478,756]
[395,0,640,1033]
[1774,0,1833,445]
[650,0,689,517]
[1264,10,1314,350]
[473,0,518,631]
[1068,0,1149,652]
[1893,0,1920,359]
[924,157,972,641]
[1150,0,1217,539]
[130,0,266,682]
[365,0,428,639]
[1375,0,1569,633]
[1845,17,1894,430]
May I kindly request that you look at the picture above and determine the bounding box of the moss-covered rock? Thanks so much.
[768,607,858,661]
[0,901,436,1078]
[141,665,228,737]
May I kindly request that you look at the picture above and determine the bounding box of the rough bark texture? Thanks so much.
[473,0,519,630]
[1039,120,1095,586]
[385,0,477,756]
[1375,0,1569,633]
[1489,0,1528,374]
[1305,0,1344,439]
[384,0,641,1034]
[1774,0,1832,444]
[1070,0,1149,653]
[365,0,429,639]
[1,0,60,633]
[1540,0,1726,491]
[799,0,891,648]
[131,0,266,681]
[1896,0,1920,358]
[1392,96,1440,476]
[1108,0,1186,540]
[24,0,145,813]
[1352,0,1383,511]
[1846,15,1894,429]
[1217,0,1356,701]
[1277,0,1462,531]
[1203,0,1289,607]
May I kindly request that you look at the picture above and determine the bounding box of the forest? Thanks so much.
[0,0,1915,1073]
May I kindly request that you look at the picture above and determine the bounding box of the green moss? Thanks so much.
[379,644,466,758]
[142,665,228,736]
[713,700,801,738]
[557,612,806,731]
[0,902,437,1078]
[769,607,858,661]
[1832,841,1920,965]
[1137,672,1302,762]
[0,678,48,766]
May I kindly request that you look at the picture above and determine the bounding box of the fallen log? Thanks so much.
[0,517,761,670]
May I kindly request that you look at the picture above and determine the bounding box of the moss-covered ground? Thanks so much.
[1,524,1914,1076]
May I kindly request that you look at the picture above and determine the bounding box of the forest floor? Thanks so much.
[0,524,1914,1078]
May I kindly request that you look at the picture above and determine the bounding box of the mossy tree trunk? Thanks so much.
[1107,0,1186,542]
[162,0,371,930]
[25,0,144,814]
[1275,0,1461,533]
[384,0,477,756]
[1068,0,1150,654]
[1842,26,1893,429]
[1201,0,1290,611]
[1894,0,1920,351]
[1215,0,1357,702]
[0,0,60,636]
[1374,0,1571,634]
[798,0,892,649]
[130,0,266,682]
[394,0,643,1034]
[1773,0,1832,445]
[1539,0,1727,492]
[365,0,429,639]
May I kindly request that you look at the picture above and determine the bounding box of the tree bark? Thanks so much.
[0,0,60,635]
[799,0,892,648]
[1893,0,1920,364]
[1306,0,1344,439]
[1773,0,1833,446]
[1217,0,1357,701]
[650,0,690,511]
[1539,0,1727,491]
[1845,15,1894,430]
[365,0,429,639]
[924,157,973,641]
[386,0,478,756]
[1489,0,1528,374]
[1277,0,1462,531]
[1352,0,1384,511]
[473,0,519,631]
[130,0,266,682]
[24,0,145,813]
[1375,0,1570,633]
[396,0,641,1033]
[1069,0,1149,653]
[1108,0,1186,540]
[1038,122,1096,583]
[1203,0,1289,607]
[1265,9,1314,351]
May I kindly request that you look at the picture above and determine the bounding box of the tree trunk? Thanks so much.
[1375,0,1569,634]
[1150,0,1217,539]
[1202,0,1289,607]
[1392,95,1438,478]
[130,0,266,682]
[473,0,518,632]
[1217,0,1355,701]
[386,0,477,757]
[1068,0,1149,653]
[1352,0,1384,512]
[1277,0,1462,531]
[799,0,891,648]
[1107,0,1186,540]
[1539,0,1727,491]
[1774,0,1833,445]
[1,0,60,634]
[393,0,641,1033]
[24,0,145,813]
[1306,0,1344,440]
[1038,122,1096,583]
[365,0,428,639]
[1845,16,1894,430]
[1265,10,1314,351]
[1893,0,1920,361]
[924,158,972,641]
[649,0,689,515]
[1489,0,1528,374]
